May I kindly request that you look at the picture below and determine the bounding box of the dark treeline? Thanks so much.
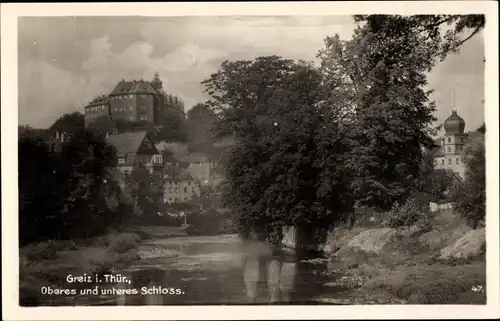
[19,126,125,246]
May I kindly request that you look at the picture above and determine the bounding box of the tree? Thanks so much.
[318,15,439,210]
[18,127,121,244]
[49,112,86,135]
[418,163,461,201]
[354,15,485,60]
[203,56,352,244]
[55,129,119,238]
[126,163,165,221]
[387,197,425,238]
[477,122,486,134]
[449,135,485,229]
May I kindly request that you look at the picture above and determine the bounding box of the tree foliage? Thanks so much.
[354,14,485,60]
[318,15,438,210]
[19,127,122,245]
[449,136,485,229]
[203,56,353,241]
[387,197,425,236]
[124,164,165,220]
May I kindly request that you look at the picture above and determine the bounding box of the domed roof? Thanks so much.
[444,108,465,134]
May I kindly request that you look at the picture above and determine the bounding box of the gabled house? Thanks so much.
[106,131,163,175]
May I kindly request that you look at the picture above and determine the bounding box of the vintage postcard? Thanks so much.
[1,1,499,320]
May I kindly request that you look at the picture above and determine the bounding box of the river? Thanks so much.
[45,234,356,305]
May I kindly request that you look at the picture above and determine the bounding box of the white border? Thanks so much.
[2,2,499,320]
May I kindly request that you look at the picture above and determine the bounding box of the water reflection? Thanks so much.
[34,235,341,306]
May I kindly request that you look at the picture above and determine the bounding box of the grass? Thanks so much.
[19,231,142,306]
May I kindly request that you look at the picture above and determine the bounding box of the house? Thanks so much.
[106,131,163,176]
[162,165,200,204]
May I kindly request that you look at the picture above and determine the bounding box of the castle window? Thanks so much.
[447,137,451,143]
[447,147,451,152]
[441,159,444,165]
[448,159,451,165]
[456,158,460,164]
[184,187,188,193]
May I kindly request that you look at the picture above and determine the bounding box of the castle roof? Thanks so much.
[444,109,465,134]
[109,80,161,96]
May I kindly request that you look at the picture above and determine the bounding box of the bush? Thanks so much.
[22,240,60,262]
[387,197,425,237]
[107,233,141,254]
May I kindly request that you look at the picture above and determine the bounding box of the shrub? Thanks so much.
[107,233,141,254]
[22,240,60,262]
[387,197,425,238]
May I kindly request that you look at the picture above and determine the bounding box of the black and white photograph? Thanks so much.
[1,2,499,320]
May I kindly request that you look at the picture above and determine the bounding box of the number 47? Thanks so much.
[471,285,484,292]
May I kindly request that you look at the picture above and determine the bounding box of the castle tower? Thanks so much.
[441,106,467,178]
[151,72,163,92]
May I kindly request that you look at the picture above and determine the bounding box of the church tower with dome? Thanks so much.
[432,107,469,178]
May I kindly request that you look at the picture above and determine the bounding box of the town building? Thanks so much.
[84,72,165,127]
[106,131,163,176]
[430,108,483,179]
[162,165,200,204]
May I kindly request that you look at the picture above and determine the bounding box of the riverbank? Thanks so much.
[305,210,487,304]
[19,226,184,306]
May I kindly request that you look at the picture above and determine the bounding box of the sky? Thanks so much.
[18,16,485,132]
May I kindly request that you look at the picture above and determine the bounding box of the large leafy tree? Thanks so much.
[55,129,119,238]
[354,15,485,60]
[203,56,352,242]
[318,15,439,210]
[18,127,120,244]
[449,135,485,229]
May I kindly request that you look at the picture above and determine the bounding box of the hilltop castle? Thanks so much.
[84,72,167,126]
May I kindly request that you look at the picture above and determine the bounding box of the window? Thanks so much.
[448,159,451,165]
[184,187,188,193]
[441,159,445,165]
[447,137,451,143]
[456,158,460,164]
[188,181,191,186]
[447,147,451,152]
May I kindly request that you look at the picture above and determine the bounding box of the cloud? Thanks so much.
[18,16,484,131]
